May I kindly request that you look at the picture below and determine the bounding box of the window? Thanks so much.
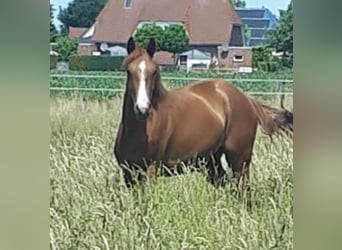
[124,0,132,8]
[233,55,244,62]
[179,55,187,65]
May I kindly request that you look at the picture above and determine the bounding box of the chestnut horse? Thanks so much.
[114,37,293,189]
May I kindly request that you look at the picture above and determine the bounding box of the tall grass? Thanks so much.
[50,97,293,250]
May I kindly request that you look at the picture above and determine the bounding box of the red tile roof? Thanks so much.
[91,0,242,45]
[68,27,88,39]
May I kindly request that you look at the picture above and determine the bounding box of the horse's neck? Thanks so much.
[119,90,148,159]
[121,89,146,134]
[152,76,168,107]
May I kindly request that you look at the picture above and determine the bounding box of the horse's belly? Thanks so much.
[156,90,227,164]
[165,121,224,163]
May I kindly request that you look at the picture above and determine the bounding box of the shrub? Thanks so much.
[50,55,58,69]
[252,46,280,72]
[68,55,125,71]
[55,36,78,62]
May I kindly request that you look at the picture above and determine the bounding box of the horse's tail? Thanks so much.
[248,97,293,136]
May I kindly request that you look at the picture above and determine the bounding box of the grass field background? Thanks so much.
[50,85,293,249]
[50,70,293,102]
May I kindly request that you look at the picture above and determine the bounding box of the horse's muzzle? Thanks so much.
[134,104,151,120]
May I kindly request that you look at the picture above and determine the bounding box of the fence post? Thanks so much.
[279,81,286,109]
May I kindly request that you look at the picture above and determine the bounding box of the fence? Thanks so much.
[50,74,293,107]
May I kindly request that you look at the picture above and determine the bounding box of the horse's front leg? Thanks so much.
[134,160,159,185]
[147,161,158,179]
[146,142,164,181]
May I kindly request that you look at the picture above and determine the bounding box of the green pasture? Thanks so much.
[50,92,293,249]
[50,70,294,102]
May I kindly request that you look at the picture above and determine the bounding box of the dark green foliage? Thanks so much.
[50,55,58,69]
[160,24,189,55]
[266,1,293,68]
[68,55,125,71]
[58,0,107,33]
[55,36,79,62]
[134,23,189,61]
[50,4,59,42]
[252,46,281,72]
[134,23,164,50]
[243,24,250,46]
[230,0,246,8]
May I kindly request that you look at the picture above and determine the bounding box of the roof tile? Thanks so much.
[92,0,242,45]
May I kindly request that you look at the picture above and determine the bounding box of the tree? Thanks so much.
[243,24,251,46]
[266,1,293,68]
[58,0,107,35]
[50,4,59,42]
[252,46,280,72]
[230,0,246,8]
[134,23,164,51]
[160,24,189,63]
[55,36,79,62]
[134,23,189,64]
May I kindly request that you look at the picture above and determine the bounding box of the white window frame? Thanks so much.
[233,55,244,62]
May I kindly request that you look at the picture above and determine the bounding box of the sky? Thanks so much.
[51,0,291,30]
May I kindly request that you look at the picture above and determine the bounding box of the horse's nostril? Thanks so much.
[135,105,142,114]
[135,104,151,118]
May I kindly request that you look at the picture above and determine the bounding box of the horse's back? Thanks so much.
[169,80,230,122]
[156,80,229,162]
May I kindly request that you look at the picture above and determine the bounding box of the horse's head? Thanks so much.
[124,37,158,120]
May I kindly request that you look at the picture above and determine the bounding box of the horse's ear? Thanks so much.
[146,38,156,58]
[127,37,135,54]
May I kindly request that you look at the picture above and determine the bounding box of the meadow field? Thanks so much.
[50,70,293,101]
[50,71,293,249]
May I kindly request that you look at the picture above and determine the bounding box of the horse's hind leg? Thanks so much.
[207,147,226,187]
[225,151,253,210]
[225,150,252,187]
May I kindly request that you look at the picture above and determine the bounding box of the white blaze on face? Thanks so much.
[136,60,150,111]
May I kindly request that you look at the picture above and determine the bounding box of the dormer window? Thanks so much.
[229,23,244,47]
[124,0,133,8]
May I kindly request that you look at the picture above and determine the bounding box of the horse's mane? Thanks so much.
[123,47,149,68]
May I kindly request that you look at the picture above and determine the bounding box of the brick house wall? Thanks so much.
[77,44,97,55]
[217,47,252,70]
[50,42,98,56]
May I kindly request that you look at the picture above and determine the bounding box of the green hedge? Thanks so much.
[50,55,57,69]
[68,55,125,71]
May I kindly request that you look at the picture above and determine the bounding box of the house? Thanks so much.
[179,49,212,71]
[235,7,279,47]
[68,27,88,39]
[68,27,98,55]
[72,0,252,71]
